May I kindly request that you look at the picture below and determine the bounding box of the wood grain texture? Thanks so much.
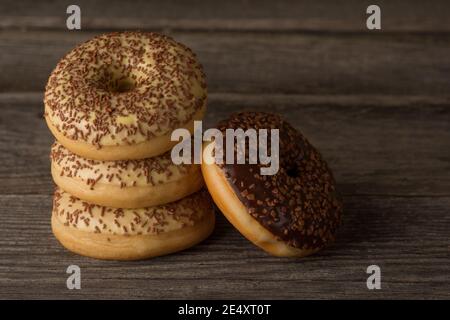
[1,93,450,197]
[0,0,449,300]
[0,194,448,299]
[0,93,449,298]
[1,31,450,95]
[0,0,449,32]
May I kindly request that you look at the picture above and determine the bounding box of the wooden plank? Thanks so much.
[0,193,448,299]
[1,31,450,95]
[1,93,450,196]
[0,0,449,32]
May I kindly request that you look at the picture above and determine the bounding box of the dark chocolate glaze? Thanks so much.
[216,112,342,250]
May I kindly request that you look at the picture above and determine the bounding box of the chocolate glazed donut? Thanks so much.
[201,112,343,257]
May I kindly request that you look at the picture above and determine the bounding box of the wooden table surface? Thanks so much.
[0,0,449,299]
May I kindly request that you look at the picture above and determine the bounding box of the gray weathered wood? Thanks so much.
[0,0,449,300]
[0,0,449,32]
[1,31,450,95]
[0,194,448,299]
[1,93,450,197]
[1,93,448,298]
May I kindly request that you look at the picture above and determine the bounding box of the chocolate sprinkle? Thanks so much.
[44,32,207,148]
[216,112,343,251]
[50,141,193,188]
[52,188,213,236]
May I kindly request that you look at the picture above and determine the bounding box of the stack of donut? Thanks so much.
[44,32,215,260]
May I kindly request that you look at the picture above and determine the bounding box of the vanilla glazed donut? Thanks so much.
[51,188,215,260]
[50,141,203,208]
[44,32,206,160]
[201,112,342,257]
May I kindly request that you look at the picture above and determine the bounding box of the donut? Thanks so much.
[50,141,203,208]
[201,112,342,257]
[51,188,215,260]
[44,32,207,160]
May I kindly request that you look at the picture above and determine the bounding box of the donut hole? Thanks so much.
[109,77,136,93]
[95,67,137,93]
[286,166,300,178]
[106,72,136,93]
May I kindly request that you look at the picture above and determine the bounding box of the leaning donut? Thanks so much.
[201,112,342,257]
[50,141,203,208]
[44,32,206,160]
[51,188,215,260]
